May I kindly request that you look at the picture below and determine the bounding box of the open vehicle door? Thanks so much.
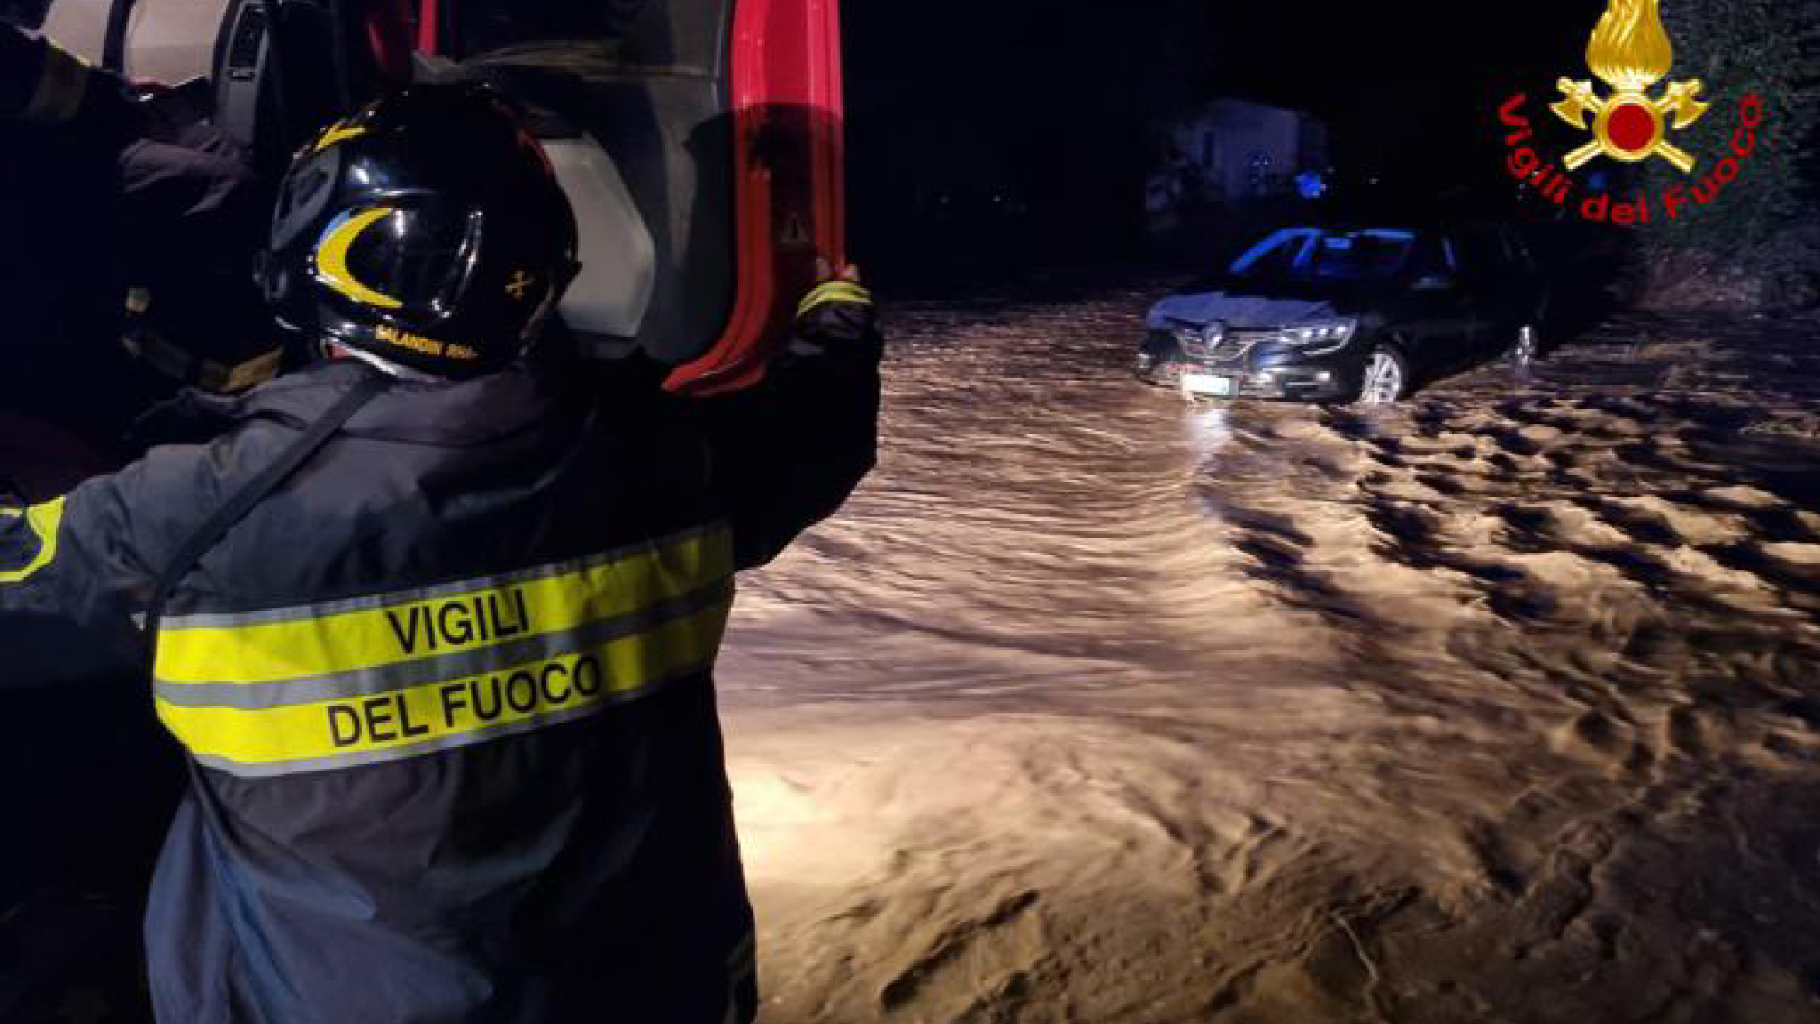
[42,0,848,395]
[7,3,847,1015]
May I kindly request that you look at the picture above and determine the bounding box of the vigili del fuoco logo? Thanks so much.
[1495,0,1766,224]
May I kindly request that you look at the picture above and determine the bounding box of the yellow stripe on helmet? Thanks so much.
[312,121,370,153]
[315,207,406,310]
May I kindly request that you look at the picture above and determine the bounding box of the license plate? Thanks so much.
[1180,373,1234,397]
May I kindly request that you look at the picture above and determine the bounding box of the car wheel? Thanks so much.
[1356,346,1409,406]
[1506,323,1539,367]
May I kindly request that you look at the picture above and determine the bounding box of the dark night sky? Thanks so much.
[840,1,1616,277]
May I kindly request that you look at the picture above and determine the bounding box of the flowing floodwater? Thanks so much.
[722,290,1820,1024]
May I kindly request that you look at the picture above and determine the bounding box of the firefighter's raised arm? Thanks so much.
[696,268,883,571]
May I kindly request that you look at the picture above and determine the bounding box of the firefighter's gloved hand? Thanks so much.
[787,263,879,359]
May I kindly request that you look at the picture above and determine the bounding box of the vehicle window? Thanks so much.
[1229,228,1413,282]
[1453,228,1510,279]
[1229,228,1316,277]
[1308,231,1414,281]
[1403,236,1454,281]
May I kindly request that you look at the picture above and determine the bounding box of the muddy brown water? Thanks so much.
[723,293,1820,1023]
[4,292,1818,1023]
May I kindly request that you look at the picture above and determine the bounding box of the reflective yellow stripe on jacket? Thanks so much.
[796,280,871,318]
[0,498,66,583]
[153,525,735,777]
[24,43,89,124]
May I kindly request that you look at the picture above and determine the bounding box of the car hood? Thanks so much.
[1146,278,1382,331]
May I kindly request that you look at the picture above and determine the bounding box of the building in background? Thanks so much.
[1147,98,1329,233]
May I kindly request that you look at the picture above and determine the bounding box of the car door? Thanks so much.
[1499,227,1547,338]
[1395,233,1478,378]
[1453,225,1526,362]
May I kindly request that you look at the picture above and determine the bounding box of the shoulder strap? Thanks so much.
[142,371,388,640]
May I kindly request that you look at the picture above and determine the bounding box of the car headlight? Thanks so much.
[1280,318,1357,354]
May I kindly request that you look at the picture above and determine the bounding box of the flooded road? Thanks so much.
[723,290,1820,1023]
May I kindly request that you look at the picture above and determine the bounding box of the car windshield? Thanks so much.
[1228,228,1417,283]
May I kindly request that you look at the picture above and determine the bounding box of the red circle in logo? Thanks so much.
[1606,102,1657,152]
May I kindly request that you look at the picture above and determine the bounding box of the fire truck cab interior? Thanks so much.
[39,0,846,393]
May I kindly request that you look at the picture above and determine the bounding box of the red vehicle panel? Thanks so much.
[415,0,848,396]
[665,0,848,395]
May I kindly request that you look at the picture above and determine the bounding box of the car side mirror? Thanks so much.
[1412,273,1458,293]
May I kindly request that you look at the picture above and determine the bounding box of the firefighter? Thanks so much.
[2,19,272,479]
[2,20,143,456]
[1,29,205,1023]
[0,83,881,1024]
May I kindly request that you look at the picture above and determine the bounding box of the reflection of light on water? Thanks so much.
[732,768,816,884]
[719,298,1820,1016]
[731,764,879,886]
[1183,403,1235,463]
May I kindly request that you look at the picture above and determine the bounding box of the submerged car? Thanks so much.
[1137,224,1547,404]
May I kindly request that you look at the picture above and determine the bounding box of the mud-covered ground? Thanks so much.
[722,292,1820,1024]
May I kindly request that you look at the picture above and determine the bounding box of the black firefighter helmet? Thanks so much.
[260,84,580,378]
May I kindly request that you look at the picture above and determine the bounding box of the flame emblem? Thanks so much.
[1551,0,1708,173]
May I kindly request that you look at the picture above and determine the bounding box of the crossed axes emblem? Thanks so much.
[1551,78,1708,172]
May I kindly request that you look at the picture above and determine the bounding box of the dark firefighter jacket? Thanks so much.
[0,303,881,1024]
